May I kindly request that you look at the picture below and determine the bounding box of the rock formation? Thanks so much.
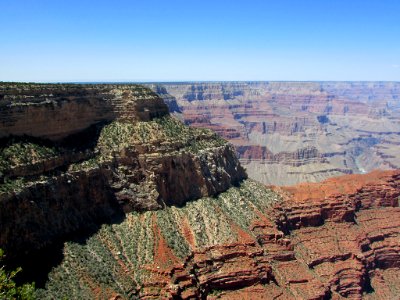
[149,82,400,185]
[0,83,246,259]
[1,83,400,300]
[0,83,169,141]
[36,170,400,299]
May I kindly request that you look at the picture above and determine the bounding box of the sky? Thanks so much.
[1,0,400,82]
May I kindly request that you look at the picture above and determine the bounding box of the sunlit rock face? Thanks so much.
[150,81,400,185]
[38,170,400,299]
[1,83,400,299]
[0,83,169,141]
[0,83,246,259]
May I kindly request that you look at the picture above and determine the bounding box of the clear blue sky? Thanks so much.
[1,0,399,82]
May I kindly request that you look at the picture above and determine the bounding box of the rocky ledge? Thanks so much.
[36,170,400,299]
[0,83,246,259]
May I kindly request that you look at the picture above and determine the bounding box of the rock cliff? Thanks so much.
[0,83,246,259]
[149,82,400,185]
[1,83,400,300]
[0,83,169,140]
[37,170,400,299]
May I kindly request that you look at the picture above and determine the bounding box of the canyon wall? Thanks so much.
[1,83,400,299]
[39,170,400,299]
[0,83,169,141]
[149,82,400,185]
[0,83,246,259]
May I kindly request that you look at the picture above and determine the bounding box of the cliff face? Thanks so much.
[1,83,400,299]
[38,170,400,299]
[0,83,246,259]
[149,82,400,185]
[0,83,169,141]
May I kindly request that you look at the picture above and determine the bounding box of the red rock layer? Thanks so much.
[140,170,400,299]
[237,145,326,166]
[150,82,400,185]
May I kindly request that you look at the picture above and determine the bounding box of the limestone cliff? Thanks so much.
[0,83,169,141]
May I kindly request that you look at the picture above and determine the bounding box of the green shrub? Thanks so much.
[0,249,36,300]
[0,140,59,173]
[0,178,26,195]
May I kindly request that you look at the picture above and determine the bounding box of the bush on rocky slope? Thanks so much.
[0,249,35,300]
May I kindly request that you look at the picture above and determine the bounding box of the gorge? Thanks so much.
[150,82,400,185]
[0,82,400,299]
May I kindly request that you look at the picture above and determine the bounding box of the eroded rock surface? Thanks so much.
[149,82,400,185]
[38,171,400,299]
[2,83,400,300]
[0,83,246,259]
[0,83,169,140]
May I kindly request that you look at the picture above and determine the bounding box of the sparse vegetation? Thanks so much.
[0,177,26,195]
[69,157,100,171]
[213,180,280,231]
[0,83,251,298]
[38,212,156,298]
[156,208,191,259]
[97,122,136,155]
[0,140,59,174]
[0,249,35,300]
[96,116,226,158]
[35,180,282,298]
[155,116,226,152]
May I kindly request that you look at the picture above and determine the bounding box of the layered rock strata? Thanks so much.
[2,83,400,300]
[149,82,400,185]
[0,83,169,141]
[0,83,246,259]
[37,170,400,299]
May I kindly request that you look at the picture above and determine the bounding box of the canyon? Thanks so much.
[1,83,400,299]
[150,82,400,185]
[33,169,400,300]
[0,83,245,259]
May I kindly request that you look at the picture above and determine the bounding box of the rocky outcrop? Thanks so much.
[0,168,120,257]
[2,82,400,299]
[155,170,400,299]
[152,144,245,206]
[150,82,400,185]
[37,170,400,299]
[0,83,169,141]
[0,83,246,259]
[237,145,326,166]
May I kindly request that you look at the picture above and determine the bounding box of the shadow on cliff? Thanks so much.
[10,208,126,288]
[57,121,110,150]
[2,121,129,288]
[0,121,107,151]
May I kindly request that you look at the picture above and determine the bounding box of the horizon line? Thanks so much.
[2,80,400,84]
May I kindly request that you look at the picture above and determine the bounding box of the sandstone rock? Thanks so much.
[2,83,400,299]
[0,83,169,141]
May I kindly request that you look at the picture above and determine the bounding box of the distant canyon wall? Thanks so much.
[149,82,400,185]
